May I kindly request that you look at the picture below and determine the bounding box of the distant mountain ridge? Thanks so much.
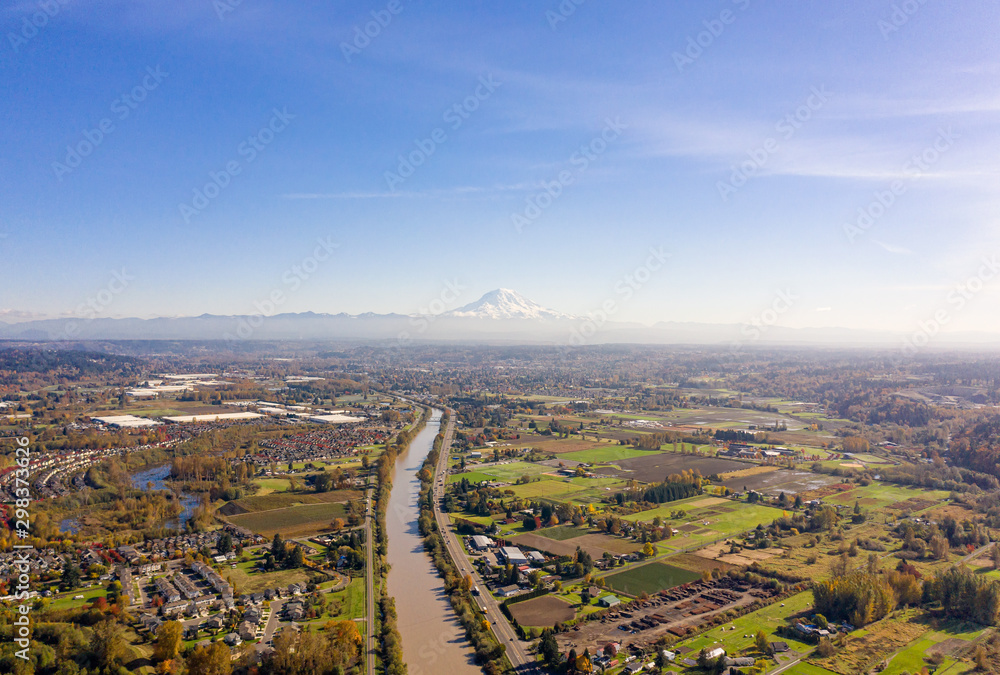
[2,288,1000,347]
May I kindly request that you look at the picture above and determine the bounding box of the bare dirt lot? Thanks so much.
[692,541,783,567]
[511,532,643,560]
[664,553,738,574]
[508,595,576,626]
[596,453,747,483]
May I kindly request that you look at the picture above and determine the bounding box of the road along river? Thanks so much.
[386,409,480,675]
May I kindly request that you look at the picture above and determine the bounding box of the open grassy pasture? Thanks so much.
[227,488,361,513]
[327,577,366,621]
[225,563,310,594]
[535,524,588,541]
[505,478,583,500]
[602,562,699,597]
[225,501,348,537]
[556,445,663,464]
[46,584,107,612]
[447,460,551,484]
[822,483,952,512]
[602,452,747,483]
[252,478,293,494]
[623,496,785,551]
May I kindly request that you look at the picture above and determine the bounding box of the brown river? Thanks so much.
[386,408,481,675]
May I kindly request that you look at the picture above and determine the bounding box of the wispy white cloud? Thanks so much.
[874,240,913,255]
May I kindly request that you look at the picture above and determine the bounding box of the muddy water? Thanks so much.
[386,409,480,675]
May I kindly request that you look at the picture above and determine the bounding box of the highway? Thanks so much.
[431,412,540,674]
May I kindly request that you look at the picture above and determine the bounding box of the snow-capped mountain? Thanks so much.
[445,288,573,320]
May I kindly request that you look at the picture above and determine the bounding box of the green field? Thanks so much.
[602,562,699,597]
[252,478,293,494]
[535,524,587,541]
[447,461,551,484]
[622,497,785,551]
[824,483,952,511]
[556,446,663,464]
[507,478,584,499]
[229,489,361,513]
[328,577,366,621]
[226,501,348,536]
[46,584,107,612]
[225,563,310,594]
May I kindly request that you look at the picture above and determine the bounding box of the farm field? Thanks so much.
[505,478,585,500]
[511,531,642,560]
[535,524,588,541]
[507,595,575,627]
[222,488,361,514]
[822,483,952,512]
[657,406,811,431]
[623,496,785,551]
[555,445,663,463]
[601,562,699,597]
[720,468,840,494]
[597,452,748,482]
[252,477,293,494]
[447,460,550,484]
[225,501,348,537]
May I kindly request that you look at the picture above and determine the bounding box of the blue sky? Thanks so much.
[2,0,999,334]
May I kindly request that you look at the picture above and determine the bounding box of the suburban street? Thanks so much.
[432,412,539,673]
[256,597,286,652]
